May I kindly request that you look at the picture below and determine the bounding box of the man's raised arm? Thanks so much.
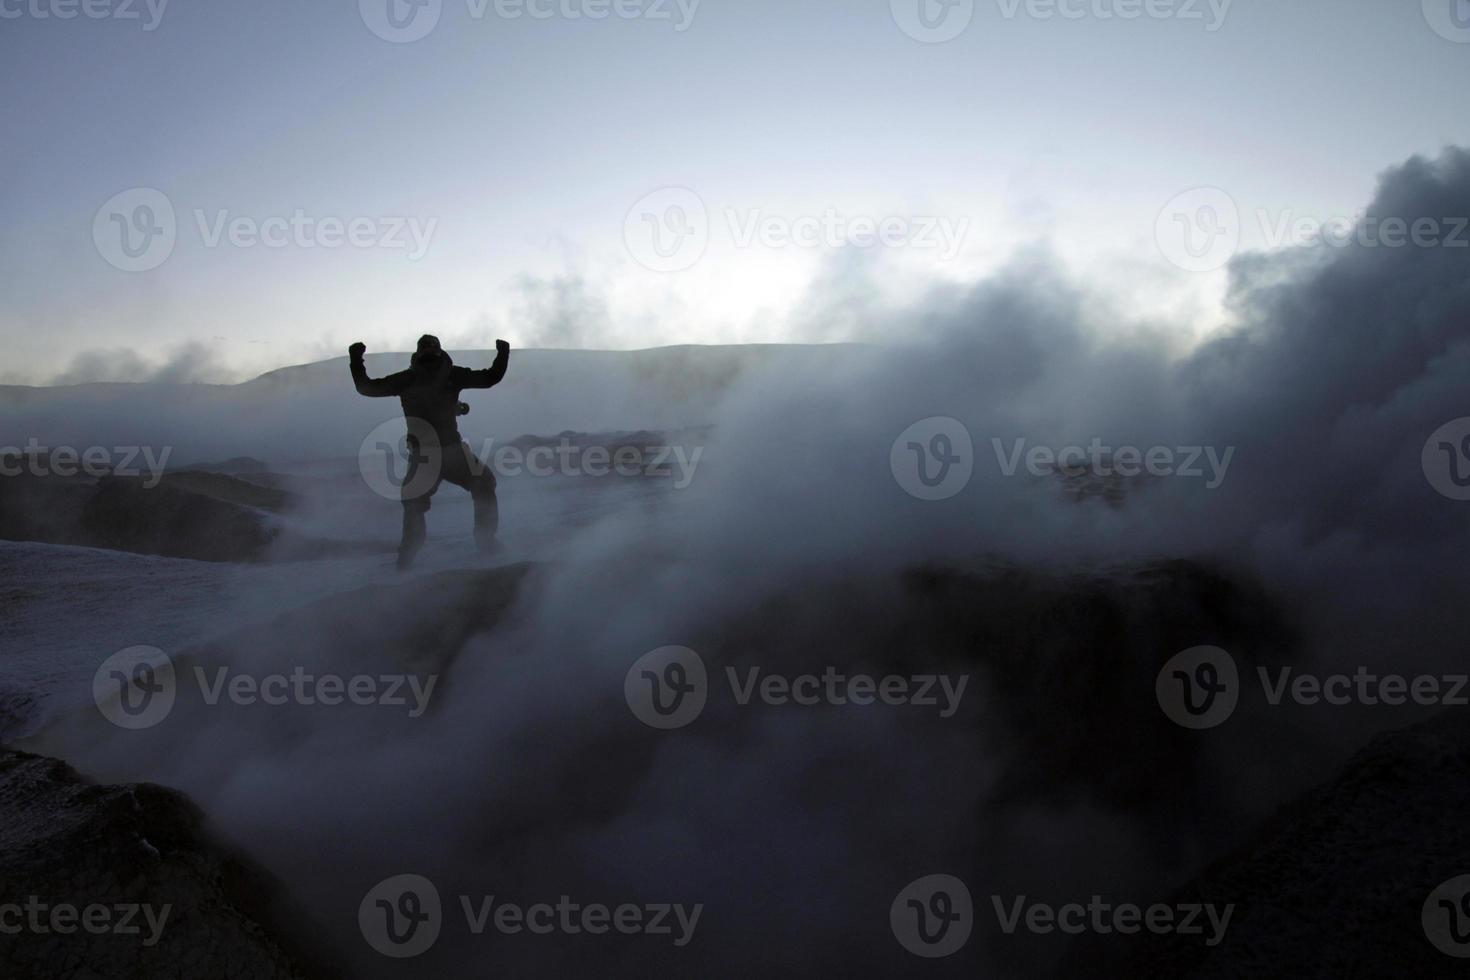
[348,342,409,397]
[459,339,510,389]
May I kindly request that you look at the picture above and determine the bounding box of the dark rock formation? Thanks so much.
[0,470,374,563]
[0,749,334,979]
[147,470,298,513]
[79,476,278,562]
[1057,710,1470,978]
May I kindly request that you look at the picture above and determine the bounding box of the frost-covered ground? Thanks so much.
[0,468,679,740]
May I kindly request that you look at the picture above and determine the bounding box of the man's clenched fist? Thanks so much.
[496,339,510,353]
[349,342,366,359]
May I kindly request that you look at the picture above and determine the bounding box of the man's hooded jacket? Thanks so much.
[350,335,508,446]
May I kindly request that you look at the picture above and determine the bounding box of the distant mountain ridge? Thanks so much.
[0,344,875,466]
[1,343,867,393]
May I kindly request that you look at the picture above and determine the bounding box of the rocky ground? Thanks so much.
[0,749,334,979]
[1057,710,1470,978]
[0,463,378,563]
[2,546,1462,975]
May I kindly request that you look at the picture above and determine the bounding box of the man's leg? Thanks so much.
[398,498,429,569]
[470,467,499,550]
[442,442,499,551]
[398,437,442,569]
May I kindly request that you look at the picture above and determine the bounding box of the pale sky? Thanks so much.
[1,0,1467,382]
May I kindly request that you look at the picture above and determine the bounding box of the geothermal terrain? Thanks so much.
[4,150,1470,978]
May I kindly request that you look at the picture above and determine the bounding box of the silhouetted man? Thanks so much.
[349,335,509,568]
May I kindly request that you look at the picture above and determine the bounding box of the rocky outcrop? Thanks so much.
[0,749,334,979]
[0,470,373,563]
[1057,710,1470,978]
[0,469,274,561]
[78,476,278,562]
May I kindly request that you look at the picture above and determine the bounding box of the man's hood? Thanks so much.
[410,348,455,372]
